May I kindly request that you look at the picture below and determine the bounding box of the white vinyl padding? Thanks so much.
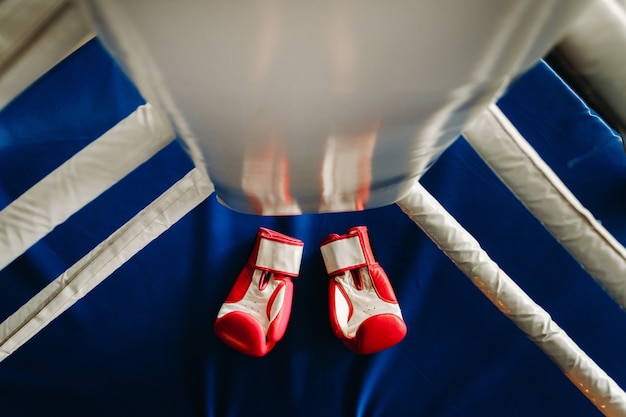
[555,0,626,135]
[83,0,592,215]
[0,168,213,361]
[397,181,626,417]
[0,103,175,271]
[464,104,626,311]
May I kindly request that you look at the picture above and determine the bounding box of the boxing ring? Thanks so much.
[1,1,626,416]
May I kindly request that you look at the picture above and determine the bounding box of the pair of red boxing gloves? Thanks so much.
[214,226,407,357]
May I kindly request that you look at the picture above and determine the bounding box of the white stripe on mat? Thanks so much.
[0,167,213,361]
[397,181,626,417]
[463,103,626,310]
[0,103,175,271]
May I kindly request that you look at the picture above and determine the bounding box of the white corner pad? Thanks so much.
[554,0,626,135]
[463,103,626,311]
[0,103,176,271]
[397,181,626,417]
[255,238,303,277]
[0,167,213,362]
[320,236,366,275]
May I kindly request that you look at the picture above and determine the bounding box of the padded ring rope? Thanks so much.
[464,103,626,310]
[397,180,626,417]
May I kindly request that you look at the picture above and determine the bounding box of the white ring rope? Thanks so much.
[397,181,626,417]
[463,103,626,310]
[0,103,175,271]
[0,168,213,361]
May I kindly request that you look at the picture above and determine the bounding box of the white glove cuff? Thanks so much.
[320,235,366,274]
[255,237,303,276]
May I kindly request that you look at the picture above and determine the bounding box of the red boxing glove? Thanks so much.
[215,227,304,357]
[320,226,407,354]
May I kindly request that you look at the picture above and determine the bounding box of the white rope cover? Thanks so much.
[0,168,213,361]
[0,103,175,271]
[397,181,626,417]
[463,104,626,310]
